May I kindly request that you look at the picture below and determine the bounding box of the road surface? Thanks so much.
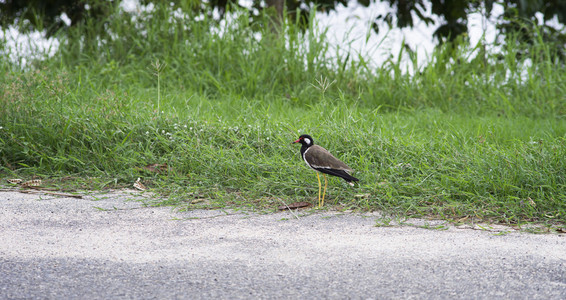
[1,190,565,299]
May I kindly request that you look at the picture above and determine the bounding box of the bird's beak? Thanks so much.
[291,138,300,144]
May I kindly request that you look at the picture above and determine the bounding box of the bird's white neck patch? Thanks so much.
[303,138,311,145]
[302,147,314,169]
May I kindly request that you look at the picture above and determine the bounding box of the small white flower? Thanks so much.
[162,130,165,134]
[183,125,187,128]
[266,137,270,140]
[145,131,149,135]
[0,126,3,130]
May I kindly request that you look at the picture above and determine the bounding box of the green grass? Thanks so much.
[1,3,565,227]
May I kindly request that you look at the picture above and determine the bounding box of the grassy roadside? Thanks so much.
[1,3,565,227]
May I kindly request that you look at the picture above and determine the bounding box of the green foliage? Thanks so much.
[1,3,565,225]
[2,0,566,56]
[0,0,116,36]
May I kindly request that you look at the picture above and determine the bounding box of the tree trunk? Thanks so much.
[265,0,284,31]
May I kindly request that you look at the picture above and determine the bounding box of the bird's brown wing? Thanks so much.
[304,145,353,172]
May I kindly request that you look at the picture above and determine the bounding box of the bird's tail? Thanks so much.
[345,176,359,186]
[325,169,359,184]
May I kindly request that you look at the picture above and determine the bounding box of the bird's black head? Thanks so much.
[292,134,314,146]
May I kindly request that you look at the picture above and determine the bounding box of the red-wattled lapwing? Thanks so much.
[292,134,359,207]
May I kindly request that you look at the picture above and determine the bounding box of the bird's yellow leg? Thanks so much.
[321,173,327,207]
[316,172,322,208]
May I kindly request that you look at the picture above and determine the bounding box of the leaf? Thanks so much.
[143,163,168,173]
[20,179,42,187]
[278,201,311,210]
[527,197,536,207]
[133,178,147,191]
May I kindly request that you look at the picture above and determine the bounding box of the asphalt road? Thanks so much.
[1,189,565,299]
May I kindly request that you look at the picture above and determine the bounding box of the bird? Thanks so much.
[292,134,359,207]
